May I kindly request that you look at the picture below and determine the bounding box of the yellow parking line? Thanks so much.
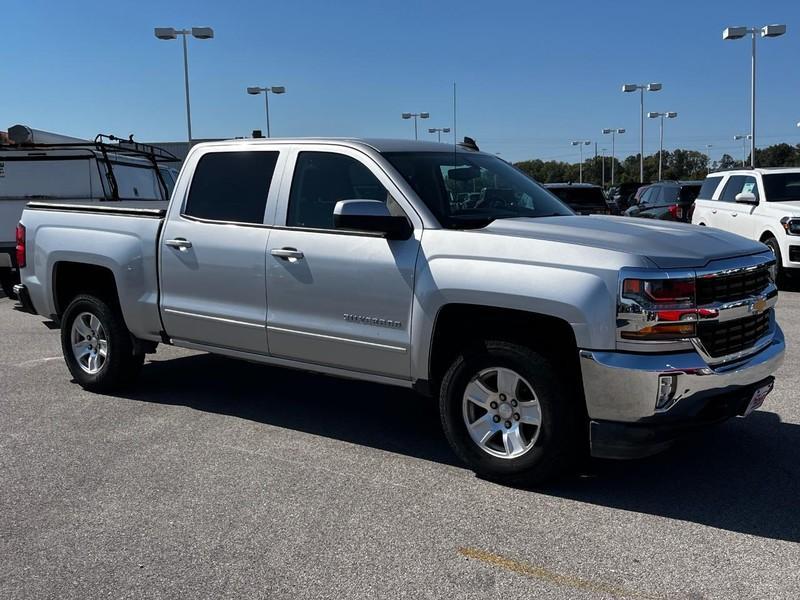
[458,547,659,599]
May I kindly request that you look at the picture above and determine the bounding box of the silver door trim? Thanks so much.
[163,308,264,329]
[267,325,407,353]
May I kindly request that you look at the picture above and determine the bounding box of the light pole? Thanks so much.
[154,26,214,142]
[600,148,608,188]
[705,144,713,172]
[402,112,430,139]
[733,134,753,167]
[602,128,625,186]
[622,82,662,181]
[723,24,787,167]
[647,111,677,181]
[427,127,451,142]
[247,86,286,138]
[571,140,591,183]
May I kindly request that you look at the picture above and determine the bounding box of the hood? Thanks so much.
[480,215,768,269]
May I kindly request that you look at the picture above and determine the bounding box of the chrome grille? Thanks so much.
[697,312,771,359]
[696,265,771,305]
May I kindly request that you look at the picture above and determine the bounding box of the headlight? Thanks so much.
[780,217,800,235]
[618,276,698,341]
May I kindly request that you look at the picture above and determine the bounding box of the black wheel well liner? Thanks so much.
[427,303,580,394]
[52,262,121,318]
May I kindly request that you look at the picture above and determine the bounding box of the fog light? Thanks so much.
[656,374,677,410]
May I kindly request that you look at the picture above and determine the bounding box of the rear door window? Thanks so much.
[183,151,279,224]
[698,176,723,200]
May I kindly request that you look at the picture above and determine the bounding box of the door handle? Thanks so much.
[165,238,193,251]
[731,213,737,217]
[271,247,304,261]
[711,209,717,214]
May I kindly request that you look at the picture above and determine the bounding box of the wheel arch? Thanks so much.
[424,303,581,397]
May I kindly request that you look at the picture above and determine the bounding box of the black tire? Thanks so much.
[60,294,144,392]
[439,341,580,486]
[763,236,785,287]
[0,269,17,299]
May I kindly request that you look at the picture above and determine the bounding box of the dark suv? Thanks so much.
[544,183,609,215]
[607,182,644,213]
[623,181,701,222]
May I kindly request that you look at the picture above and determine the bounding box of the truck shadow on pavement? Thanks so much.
[122,352,800,543]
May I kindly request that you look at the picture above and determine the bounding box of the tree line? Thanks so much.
[514,143,800,186]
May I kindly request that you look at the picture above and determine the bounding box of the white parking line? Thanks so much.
[15,356,62,367]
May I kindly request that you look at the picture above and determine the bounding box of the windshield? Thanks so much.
[382,152,573,228]
[547,187,605,206]
[763,173,800,202]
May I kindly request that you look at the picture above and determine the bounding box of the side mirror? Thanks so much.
[333,200,412,240]
[735,191,758,205]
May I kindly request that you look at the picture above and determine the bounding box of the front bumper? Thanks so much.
[579,324,785,459]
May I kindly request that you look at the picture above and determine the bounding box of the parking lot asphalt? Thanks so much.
[1,290,799,600]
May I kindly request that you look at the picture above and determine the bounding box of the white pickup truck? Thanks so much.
[691,168,800,283]
[15,138,785,484]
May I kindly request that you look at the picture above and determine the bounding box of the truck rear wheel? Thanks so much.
[439,341,578,485]
[60,294,144,392]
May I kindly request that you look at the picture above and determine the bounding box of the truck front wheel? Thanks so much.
[60,294,144,392]
[763,235,785,287]
[439,341,578,485]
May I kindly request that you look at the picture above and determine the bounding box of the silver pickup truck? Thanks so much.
[15,138,785,484]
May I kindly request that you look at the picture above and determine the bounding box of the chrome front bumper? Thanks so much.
[579,323,785,423]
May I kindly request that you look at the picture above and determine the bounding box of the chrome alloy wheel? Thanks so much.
[70,312,108,375]
[462,367,542,459]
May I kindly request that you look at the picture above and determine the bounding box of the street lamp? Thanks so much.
[402,112,429,140]
[427,127,451,142]
[247,86,286,138]
[733,134,753,167]
[154,26,215,142]
[600,148,608,188]
[723,24,787,167]
[602,128,625,186]
[571,140,591,183]
[647,111,677,181]
[622,82,662,181]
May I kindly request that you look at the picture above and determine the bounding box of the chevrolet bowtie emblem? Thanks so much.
[752,298,767,315]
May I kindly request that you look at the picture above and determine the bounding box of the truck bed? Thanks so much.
[20,202,166,342]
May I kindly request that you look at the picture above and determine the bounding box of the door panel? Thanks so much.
[159,148,283,354]
[727,176,759,238]
[160,218,270,353]
[266,228,417,376]
[265,148,418,378]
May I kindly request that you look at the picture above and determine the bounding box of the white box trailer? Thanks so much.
[0,125,178,297]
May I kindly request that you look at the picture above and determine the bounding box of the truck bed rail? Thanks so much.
[25,202,167,218]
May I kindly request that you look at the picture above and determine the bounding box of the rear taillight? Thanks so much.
[668,204,683,220]
[620,276,698,340]
[15,223,26,269]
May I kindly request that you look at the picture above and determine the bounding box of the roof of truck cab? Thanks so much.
[193,137,481,154]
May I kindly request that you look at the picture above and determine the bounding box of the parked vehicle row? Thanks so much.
[12,137,785,485]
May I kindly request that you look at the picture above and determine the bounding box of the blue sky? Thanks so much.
[3,0,799,162]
